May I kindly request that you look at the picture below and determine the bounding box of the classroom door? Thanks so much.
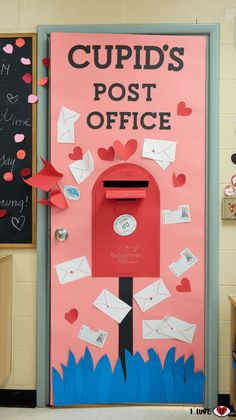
[49,32,206,406]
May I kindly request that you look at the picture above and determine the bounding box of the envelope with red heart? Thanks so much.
[93,289,132,323]
[55,256,91,285]
[142,316,196,343]
[134,279,171,313]
[142,138,176,170]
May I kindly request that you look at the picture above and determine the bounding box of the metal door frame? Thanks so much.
[37,23,219,408]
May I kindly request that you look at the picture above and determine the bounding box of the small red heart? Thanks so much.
[15,38,25,48]
[177,101,192,116]
[0,209,7,219]
[172,173,186,188]
[97,146,115,161]
[176,278,191,293]
[38,76,48,86]
[21,168,31,178]
[216,406,228,416]
[69,146,82,160]
[3,172,13,181]
[22,73,32,83]
[65,308,78,324]
[42,57,50,68]
[113,139,137,160]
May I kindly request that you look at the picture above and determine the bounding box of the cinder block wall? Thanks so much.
[0,0,235,394]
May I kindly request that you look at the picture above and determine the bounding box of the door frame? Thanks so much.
[36,23,219,408]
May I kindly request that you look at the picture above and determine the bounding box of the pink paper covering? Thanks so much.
[50,33,206,398]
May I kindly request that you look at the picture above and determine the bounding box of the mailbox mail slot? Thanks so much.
[92,163,160,277]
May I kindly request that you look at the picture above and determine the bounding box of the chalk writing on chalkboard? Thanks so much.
[0,35,36,247]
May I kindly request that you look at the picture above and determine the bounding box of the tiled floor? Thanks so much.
[0,406,204,419]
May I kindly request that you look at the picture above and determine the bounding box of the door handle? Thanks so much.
[54,228,68,242]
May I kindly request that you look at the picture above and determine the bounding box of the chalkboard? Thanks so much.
[0,34,36,247]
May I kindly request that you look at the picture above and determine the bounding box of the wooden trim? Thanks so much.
[31,33,37,248]
[0,255,13,263]
[0,33,37,248]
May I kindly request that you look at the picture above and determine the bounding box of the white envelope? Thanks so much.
[57,106,80,143]
[93,289,132,324]
[55,256,91,285]
[142,316,196,344]
[142,138,176,170]
[134,279,170,313]
[69,150,94,185]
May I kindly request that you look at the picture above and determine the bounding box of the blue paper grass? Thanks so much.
[52,347,204,406]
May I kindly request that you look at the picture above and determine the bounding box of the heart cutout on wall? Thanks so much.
[69,146,83,161]
[177,101,192,116]
[113,139,137,160]
[65,308,78,324]
[97,146,115,161]
[176,278,191,293]
[172,173,186,188]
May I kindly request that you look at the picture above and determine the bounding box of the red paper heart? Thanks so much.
[177,101,192,116]
[15,38,25,48]
[38,76,48,86]
[22,72,32,83]
[216,406,228,416]
[21,168,31,178]
[176,278,191,293]
[69,147,82,160]
[0,209,7,219]
[50,191,68,209]
[172,173,186,187]
[42,57,50,68]
[65,308,78,324]
[3,172,13,181]
[97,146,115,161]
[113,139,137,160]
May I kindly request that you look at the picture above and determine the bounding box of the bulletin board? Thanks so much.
[36,24,219,409]
[0,34,36,247]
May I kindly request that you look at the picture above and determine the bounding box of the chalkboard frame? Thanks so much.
[0,33,37,248]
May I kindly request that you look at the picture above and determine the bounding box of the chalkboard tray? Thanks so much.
[0,34,36,248]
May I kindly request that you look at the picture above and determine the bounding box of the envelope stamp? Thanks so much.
[169,248,198,277]
[162,205,191,224]
[78,325,107,348]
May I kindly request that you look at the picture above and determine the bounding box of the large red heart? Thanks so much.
[97,146,115,161]
[177,101,192,116]
[216,406,228,416]
[69,147,82,160]
[65,308,78,324]
[172,173,186,188]
[0,209,7,219]
[113,139,137,160]
[176,278,191,292]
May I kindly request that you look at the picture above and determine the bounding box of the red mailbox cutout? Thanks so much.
[92,163,160,277]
